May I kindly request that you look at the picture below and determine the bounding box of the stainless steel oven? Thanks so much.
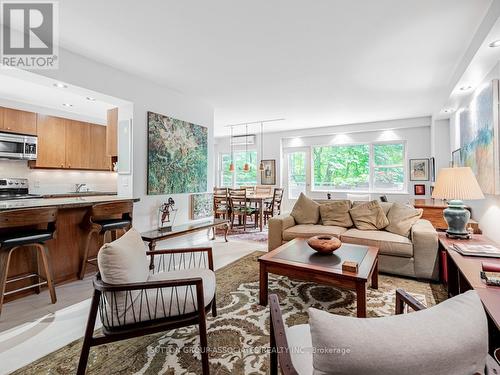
[0,132,37,160]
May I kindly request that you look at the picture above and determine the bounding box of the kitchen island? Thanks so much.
[2,196,139,302]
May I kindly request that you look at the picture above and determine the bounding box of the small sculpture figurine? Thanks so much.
[158,197,177,229]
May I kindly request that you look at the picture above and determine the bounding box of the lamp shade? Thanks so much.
[432,167,485,200]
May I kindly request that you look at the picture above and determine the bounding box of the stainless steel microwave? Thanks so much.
[0,132,37,160]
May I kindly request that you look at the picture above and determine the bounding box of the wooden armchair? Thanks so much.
[269,290,500,375]
[78,246,216,375]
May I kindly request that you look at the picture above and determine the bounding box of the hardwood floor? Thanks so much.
[0,233,265,375]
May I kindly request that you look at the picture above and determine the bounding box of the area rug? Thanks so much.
[14,251,447,375]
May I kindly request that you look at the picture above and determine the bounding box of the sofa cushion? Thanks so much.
[386,202,423,237]
[286,324,313,375]
[341,228,413,257]
[353,201,393,216]
[319,200,353,227]
[308,290,488,375]
[291,193,320,224]
[283,225,347,241]
[349,200,389,230]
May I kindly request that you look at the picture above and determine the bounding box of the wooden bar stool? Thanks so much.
[79,201,133,279]
[0,207,58,316]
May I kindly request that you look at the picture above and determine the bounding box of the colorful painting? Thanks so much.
[459,80,499,195]
[147,112,208,194]
[190,193,213,220]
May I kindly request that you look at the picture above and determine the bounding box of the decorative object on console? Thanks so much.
[260,159,276,185]
[414,184,426,195]
[409,158,429,181]
[432,167,485,239]
[190,193,213,220]
[158,197,177,229]
[451,148,461,167]
[459,80,500,195]
[307,235,342,254]
[147,111,207,194]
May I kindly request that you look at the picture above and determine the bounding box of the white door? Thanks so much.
[283,148,310,211]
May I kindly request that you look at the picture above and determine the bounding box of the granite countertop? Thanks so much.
[0,195,139,210]
[42,191,118,198]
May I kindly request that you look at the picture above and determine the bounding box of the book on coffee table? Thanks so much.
[452,243,500,258]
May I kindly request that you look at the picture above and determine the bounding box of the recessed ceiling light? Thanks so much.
[53,82,67,88]
[443,108,455,113]
[459,85,473,91]
[489,40,500,48]
[86,96,96,101]
[62,103,73,107]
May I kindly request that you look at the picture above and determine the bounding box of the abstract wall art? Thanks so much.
[190,193,213,220]
[459,80,500,195]
[147,111,208,194]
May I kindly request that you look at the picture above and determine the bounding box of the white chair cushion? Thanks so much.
[97,227,149,285]
[308,290,488,375]
[286,324,313,375]
[102,268,216,328]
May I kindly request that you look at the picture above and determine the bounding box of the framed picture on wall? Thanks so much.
[260,159,276,185]
[414,184,426,195]
[409,159,429,181]
[451,148,461,167]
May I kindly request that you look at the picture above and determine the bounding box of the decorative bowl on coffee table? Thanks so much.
[307,235,342,254]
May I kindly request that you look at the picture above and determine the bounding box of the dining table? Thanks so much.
[246,192,274,231]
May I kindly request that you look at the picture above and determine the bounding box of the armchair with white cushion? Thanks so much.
[269,290,500,375]
[77,228,216,375]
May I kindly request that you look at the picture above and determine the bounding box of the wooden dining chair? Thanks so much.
[256,185,272,195]
[213,187,230,220]
[229,188,258,231]
[264,188,284,225]
[240,185,256,194]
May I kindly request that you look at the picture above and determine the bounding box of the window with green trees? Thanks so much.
[219,151,258,187]
[312,142,405,191]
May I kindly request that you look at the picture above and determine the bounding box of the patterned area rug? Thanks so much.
[15,251,446,374]
[216,226,268,243]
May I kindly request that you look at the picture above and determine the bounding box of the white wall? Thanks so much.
[215,117,433,210]
[35,48,214,231]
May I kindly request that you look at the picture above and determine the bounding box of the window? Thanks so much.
[313,145,369,191]
[373,143,405,191]
[219,150,258,187]
[312,142,406,192]
[287,151,307,199]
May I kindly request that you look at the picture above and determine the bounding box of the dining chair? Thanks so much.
[240,185,256,194]
[264,188,284,225]
[213,187,230,220]
[228,188,258,231]
[256,185,272,195]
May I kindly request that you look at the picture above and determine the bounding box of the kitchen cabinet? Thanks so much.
[106,107,118,156]
[65,119,90,169]
[35,115,66,168]
[0,107,4,129]
[89,124,110,170]
[31,114,110,171]
[2,107,37,135]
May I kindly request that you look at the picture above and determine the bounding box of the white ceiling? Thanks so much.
[58,0,494,135]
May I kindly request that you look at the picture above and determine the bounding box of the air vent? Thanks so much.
[231,134,255,146]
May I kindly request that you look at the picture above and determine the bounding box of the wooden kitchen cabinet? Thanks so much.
[34,115,67,168]
[0,107,4,129]
[65,119,91,169]
[2,107,37,135]
[106,107,118,156]
[89,124,110,170]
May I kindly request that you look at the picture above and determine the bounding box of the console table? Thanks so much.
[439,233,500,352]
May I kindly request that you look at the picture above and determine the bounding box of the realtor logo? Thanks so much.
[1,1,59,69]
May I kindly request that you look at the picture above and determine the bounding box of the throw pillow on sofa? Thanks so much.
[319,200,353,227]
[349,200,389,230]
[385,202,423,237]
[291,192,320,224]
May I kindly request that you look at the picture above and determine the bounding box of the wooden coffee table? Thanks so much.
[258,238,379,317]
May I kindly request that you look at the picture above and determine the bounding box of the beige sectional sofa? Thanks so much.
[268,200,439,281]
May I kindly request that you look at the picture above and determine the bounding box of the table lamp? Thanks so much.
[431,167,485,239]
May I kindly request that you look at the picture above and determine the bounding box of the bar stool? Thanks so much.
[0,207,58,316]
[79,201,133,279]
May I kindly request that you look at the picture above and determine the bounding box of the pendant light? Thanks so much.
[229,126,235,172]
[259,121,265,171]
[243,124,250,172]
